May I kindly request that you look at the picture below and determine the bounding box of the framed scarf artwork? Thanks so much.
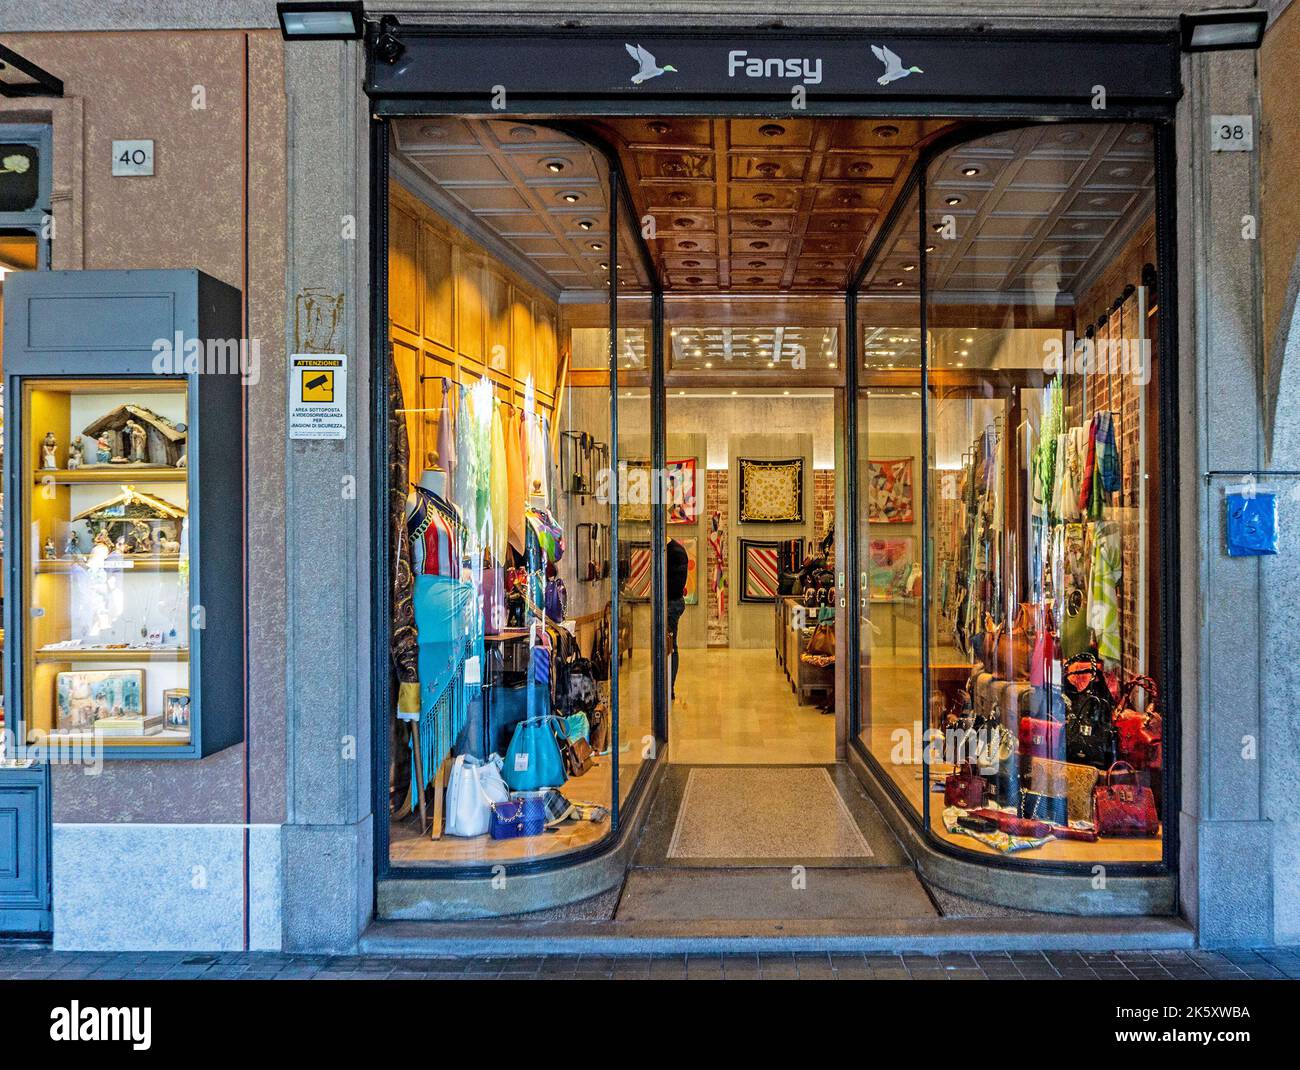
[622,538,699,604]
[739,539,781,603]
[619,457,698,524]
[622,541,652,601]
[738,457,804,523]
[867,457,914,523]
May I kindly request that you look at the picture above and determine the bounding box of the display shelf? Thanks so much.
[33,648,189,664]
[35,557,183,573]
[33,467,186,485]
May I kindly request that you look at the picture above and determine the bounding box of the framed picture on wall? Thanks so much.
[623,541,652,601]
[868,537,915,598]
[621,458,698,524]
[738,457,804,523]
[867,458,914,523]
[739,538,781,603]
[666,458,699,525]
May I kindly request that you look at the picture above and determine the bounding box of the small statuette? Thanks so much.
[96,434,112,465]
[125,418,147,464]
[63,531,81,557]
[41,432,58,470]
[67,440,83,470]
[43,536,57,560]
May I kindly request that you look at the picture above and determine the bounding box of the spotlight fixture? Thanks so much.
[543,158,567,173]
[1180,8,1267,52]
[372,15,405,63]
[961,166,980,176]
[277,1,364,39]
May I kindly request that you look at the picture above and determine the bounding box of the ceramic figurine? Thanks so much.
[114,535,132,555]
[95,435,112,465]
[67,440,83,470]
[125,419,147,464]
[41,432,58,470]
[63,531,81,557]
[43,536,56,560]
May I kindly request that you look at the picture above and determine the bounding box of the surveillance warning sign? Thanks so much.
[289,354,347,440]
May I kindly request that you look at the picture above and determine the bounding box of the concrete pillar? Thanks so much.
[1177,45,1276,948]
[280,38,374,953]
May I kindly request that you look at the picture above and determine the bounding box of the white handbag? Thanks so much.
[445,753,509,837]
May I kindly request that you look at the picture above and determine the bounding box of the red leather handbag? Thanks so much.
[1093,762,1160,836]
[1114,675,1162,768]
[1019,716,1065,759]
[944,762,987,809]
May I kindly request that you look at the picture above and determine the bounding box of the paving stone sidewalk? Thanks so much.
[1,945,1298,980]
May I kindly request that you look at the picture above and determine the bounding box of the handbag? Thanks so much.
[588,702,610,753]
[1065,690,1119,768]
[944,762,986,809]
[559,731,596,778]
[502,715,567,791]
[995,602,1036,681]
[445,753,510,837]
[1019,715,1065,760]
[1031,757,1099,823]
[801,620,835,666]
[1093,761,1159,836]
[1018,788,1068,827]
[489,794,548,839]
[1115,675,1162,768]
[545,576,568,623]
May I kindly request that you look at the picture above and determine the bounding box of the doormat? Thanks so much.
[666,767,873,861]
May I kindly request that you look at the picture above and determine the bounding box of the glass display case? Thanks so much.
[22,379,191,748]
[3,268,245,761]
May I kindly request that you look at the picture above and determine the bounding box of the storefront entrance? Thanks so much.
[367,27,1183,924]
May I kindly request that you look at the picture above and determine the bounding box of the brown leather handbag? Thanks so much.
[995,602,1037,681]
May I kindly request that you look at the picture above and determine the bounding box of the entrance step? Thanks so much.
[358,914,1196,957]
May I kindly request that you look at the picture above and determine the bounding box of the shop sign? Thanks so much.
[289,353,347,440]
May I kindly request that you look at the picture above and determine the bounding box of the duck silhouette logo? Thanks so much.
[626,43,677,84]
[872,45,923,86]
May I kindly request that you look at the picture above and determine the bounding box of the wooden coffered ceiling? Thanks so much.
[585,116,957,293]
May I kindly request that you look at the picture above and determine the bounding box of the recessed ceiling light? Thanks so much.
[955,362,964,367]
[578,219,596,230]
[959,349,969,356]
[590,242,604,251]
[731,390,738,396]
[543,158,568,173]
[599,262,609,270]
[759,123,786,137]
[964,336,974,343]
[704,362,713,368]
[925,244,937,253]
[961,166,980,176]
[693,349,702,356]
[560,191,581,203]
[902,263,916,272]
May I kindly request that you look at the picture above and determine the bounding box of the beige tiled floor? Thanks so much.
[665,646,836,765]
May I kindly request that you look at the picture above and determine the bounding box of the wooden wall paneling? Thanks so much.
[535,306,559,398]
[455,245,486,365]
[485,268,511,375]
[389,201,420,336]
[511,289,535,390]
[421,222,454,351]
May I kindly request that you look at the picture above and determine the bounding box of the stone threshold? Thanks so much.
[359,914,1195,956]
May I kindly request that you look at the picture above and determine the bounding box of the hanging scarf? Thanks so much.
[489,400,510,566]
[505,404,527,555]
[1095,411,1122,494]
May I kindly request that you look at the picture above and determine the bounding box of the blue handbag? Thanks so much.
[489,795,547,839]
[502,715,567,791]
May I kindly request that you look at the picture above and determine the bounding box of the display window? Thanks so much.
[19,380,191,748]
[383,120,659,868]
[857,122,1168,865]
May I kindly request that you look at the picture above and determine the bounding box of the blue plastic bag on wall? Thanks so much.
[1225,490,1279,557]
